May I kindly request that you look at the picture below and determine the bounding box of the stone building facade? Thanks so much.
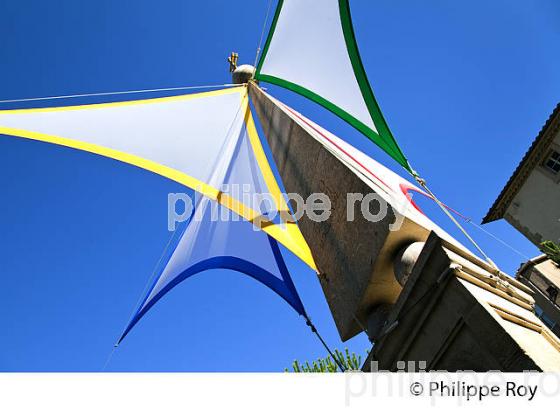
[517,254,560,337]
[484,103,560,245]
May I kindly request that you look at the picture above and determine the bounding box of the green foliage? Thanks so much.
[540,241,560,265]
[285,348,365,373]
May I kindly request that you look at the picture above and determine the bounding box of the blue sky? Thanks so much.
[0,0,559,371]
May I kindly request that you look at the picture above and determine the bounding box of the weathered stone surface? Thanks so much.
[250,83,560,370]
[517,254,560,337]
[484,103,560,246]
[364,233,560,372]
[249,83,451,339]
[250,83,395,339]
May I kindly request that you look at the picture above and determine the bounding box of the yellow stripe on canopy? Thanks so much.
[0,86,245,115]
[0,86,317,271]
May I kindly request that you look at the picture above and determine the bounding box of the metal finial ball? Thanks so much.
[232,64,255,84]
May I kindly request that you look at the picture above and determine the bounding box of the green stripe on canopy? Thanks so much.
[255,0,412,173]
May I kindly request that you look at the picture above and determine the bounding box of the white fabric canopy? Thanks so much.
[258,0,376,132]
[0,88,244,187]
[0,87,316,270]
[255,0,411,171]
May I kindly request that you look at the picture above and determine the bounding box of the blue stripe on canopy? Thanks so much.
[117,239,305,344]
[117,197,306,345]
